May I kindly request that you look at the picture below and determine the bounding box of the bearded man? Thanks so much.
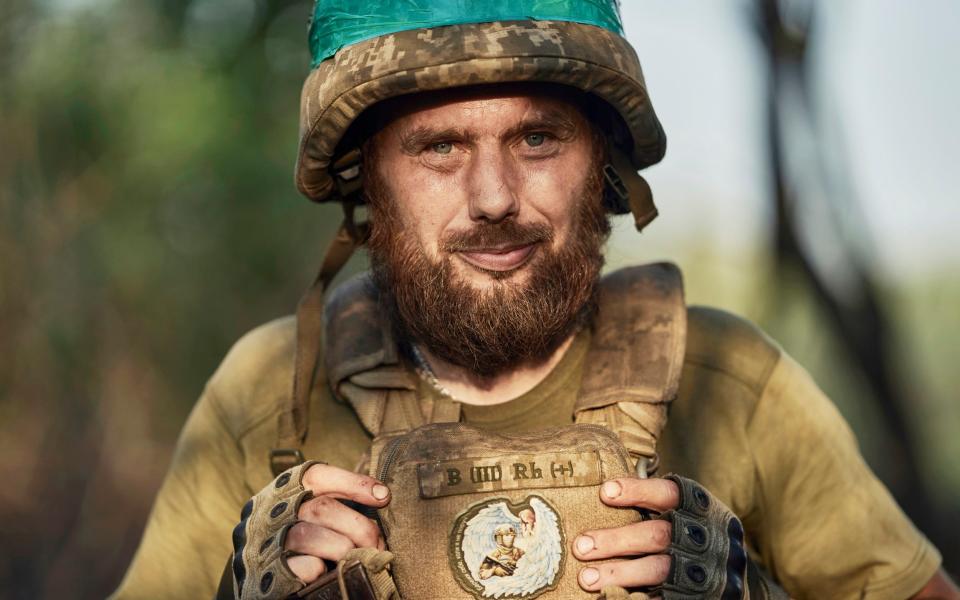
[111,3,957,600]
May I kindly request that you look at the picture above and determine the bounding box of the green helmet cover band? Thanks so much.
[308,0,625,67]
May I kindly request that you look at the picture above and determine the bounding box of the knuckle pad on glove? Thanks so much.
[231,460,321,599]
[658,474,748,600]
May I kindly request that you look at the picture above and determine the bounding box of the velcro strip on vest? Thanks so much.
[417,451,603,498]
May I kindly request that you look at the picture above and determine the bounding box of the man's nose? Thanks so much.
[466,150,519,223]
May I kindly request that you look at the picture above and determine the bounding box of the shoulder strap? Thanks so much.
[574,262,686,475]
[321,273,412,435]
[322,273,460,437]
[271,218,367,476]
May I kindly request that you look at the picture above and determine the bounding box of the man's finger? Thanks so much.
[599,477,680,512]
[287,555,326,584]
[284,521,356,561]
[577,555,671,592]
[297,495,384,549]
[573,520,672,560]
[302,463,391,506]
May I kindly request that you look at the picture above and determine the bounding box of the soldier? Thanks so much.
[478,525,524,580]
[111,2,958,599]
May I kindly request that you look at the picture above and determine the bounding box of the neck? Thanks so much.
[417,333,577,406]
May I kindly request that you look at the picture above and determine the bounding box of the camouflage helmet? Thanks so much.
[295,0,666,205]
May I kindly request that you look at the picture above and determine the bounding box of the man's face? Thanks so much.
[364,86,610,378]
[368,88,599,290]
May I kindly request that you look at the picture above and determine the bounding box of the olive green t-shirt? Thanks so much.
[453,328,589,433]
[111,307,941,600]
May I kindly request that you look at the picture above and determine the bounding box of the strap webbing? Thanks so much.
[573,264,686,476]
[603,148,658,233]
[271,219,362,476]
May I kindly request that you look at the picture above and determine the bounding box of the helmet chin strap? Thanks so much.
[603,148,659,233]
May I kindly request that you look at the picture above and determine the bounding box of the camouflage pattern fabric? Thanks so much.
[296,20,666,203]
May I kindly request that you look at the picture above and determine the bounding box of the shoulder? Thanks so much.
[684,305,783,398]
[205,315,297,437]
[659,307,785,516]
[670,304,786,429]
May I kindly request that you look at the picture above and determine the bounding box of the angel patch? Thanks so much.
[449,495,565,600]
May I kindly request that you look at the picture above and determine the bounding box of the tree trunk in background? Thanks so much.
[754,0,956,566]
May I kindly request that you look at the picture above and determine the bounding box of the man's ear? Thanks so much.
[602,148,658,232]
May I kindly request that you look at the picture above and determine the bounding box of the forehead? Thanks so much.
[370,83,591,135]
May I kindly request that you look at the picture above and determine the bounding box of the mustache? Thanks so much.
[440,220,553,252]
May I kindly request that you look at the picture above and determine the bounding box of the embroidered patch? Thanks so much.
[449,495,565,600]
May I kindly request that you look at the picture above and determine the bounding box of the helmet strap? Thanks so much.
[602,148,658,232]
[271,200,367,475]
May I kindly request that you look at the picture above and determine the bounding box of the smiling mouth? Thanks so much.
[457,243,539,272]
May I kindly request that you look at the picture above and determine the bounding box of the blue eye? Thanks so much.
[432,142,453,154]
[525,134,546,147]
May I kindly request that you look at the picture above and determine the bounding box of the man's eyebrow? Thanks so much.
[398,126,473,154]
[396,109,580,153]
[501,109,579,142]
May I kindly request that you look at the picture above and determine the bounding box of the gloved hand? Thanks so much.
[574,474,785,599]
[656,474,747,598]
[230,461,318,598]
[229,461,392,599]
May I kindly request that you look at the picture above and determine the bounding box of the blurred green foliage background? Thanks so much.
[0,0,957,598]
[0,0,343,595]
